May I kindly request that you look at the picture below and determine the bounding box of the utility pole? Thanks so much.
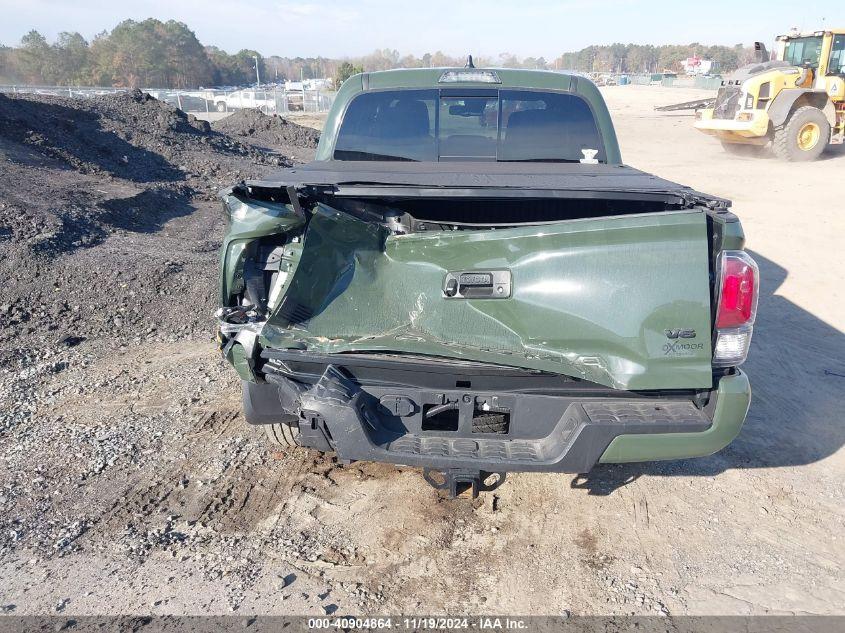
[253,55,261,88]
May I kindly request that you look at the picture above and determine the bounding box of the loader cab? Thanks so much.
[780,34,824,69]
[826,34,845,77]
[775,33,824,90]
[777,31,845,92]
[826,34,845,101]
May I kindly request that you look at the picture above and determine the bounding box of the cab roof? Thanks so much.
[777,29,845,39]
[355,67,585,92]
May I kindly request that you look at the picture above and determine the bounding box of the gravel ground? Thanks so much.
[0,86,843,617]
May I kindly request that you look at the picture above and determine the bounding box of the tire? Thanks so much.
[215,101,227,113]
[773,106,830,161]
[264,420,301,448]
[720,141,765,157]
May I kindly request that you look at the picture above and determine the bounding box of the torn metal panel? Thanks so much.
[217,189,309,380]
[218,186,306,305]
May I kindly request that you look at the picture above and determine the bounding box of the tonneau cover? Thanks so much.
[247,161,728,207]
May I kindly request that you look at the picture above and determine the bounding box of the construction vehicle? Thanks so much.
[695,30,845,160]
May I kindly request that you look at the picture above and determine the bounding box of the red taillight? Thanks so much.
[716,252,759,329]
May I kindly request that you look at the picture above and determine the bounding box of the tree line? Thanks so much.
[556,43,758,73]
[0,18,757,89]
[0,20,266,88]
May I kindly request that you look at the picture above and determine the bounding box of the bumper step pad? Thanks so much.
[389,436,541,462]
[582,401,710,426]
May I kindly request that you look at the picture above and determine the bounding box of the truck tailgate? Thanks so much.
[263,206,713,391]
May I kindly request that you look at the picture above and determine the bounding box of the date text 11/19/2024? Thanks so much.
[307,617,530,630]
[308,616,528,631]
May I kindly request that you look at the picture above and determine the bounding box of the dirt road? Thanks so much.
[1,86,842,617]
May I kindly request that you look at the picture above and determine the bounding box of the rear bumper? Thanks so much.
[242,357,751,474]
[600,370,750,463]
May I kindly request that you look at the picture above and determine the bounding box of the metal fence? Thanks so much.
[2,76,721,115]
[659,75,723,90]
[591,73,723,90]
[0,85,337,114]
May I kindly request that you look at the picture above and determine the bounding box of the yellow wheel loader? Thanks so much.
[695,30,845,161]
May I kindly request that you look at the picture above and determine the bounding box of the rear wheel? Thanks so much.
[720,141,766,157]
[264,420,301,448]
[773,106,830,161]
[216,101,227,112]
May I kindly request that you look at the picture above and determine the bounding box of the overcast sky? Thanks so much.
[0,0,839,58]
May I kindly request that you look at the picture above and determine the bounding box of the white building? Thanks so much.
[683,56,719,75]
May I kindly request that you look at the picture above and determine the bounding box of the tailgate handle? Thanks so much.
[443,270,511,299]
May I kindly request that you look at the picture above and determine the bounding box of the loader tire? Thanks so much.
[773,106,830,161]
[264,421,301,448]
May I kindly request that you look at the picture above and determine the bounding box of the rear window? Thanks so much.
[333,88,604,163]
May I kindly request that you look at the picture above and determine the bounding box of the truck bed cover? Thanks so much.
[246,161,730,208]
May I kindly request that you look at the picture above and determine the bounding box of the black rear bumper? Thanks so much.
[243,352,717,474]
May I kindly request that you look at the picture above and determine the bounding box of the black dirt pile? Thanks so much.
[211,109,321,150]
[0,89,315,354]
[0,89,285,199]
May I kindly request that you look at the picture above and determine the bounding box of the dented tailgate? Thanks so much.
[239,201,714,391]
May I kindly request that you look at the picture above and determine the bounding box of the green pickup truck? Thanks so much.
[217,67,757,497]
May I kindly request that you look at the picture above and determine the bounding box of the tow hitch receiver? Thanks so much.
[423,468,506,499]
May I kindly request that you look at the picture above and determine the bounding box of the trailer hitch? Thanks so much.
[422,468,506,499]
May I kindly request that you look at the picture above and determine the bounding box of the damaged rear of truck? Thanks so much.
[217,68,756,496]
